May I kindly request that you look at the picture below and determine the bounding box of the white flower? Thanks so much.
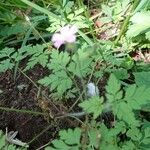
[51,25,78,48]
[87,82,99,97]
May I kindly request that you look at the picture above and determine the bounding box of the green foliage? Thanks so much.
[0,44,50,73]
[47,51,70,72]
[38,44,94,98]
[134,71,150,87]
[0,130,5,149]
[0,47,15,72]
[113,68,129,80]
[106,74,121,96]
[45,128,81,150]
[99,122,123,150]
[126,126,150,149]
[38,70,72,97]
[0,0,150,150]
[67,7,90,28]
[45,121,150,150]
[68,46,93,78]
[38,50,73,97]
[127,11,150,40]
[100,0,131,24]
[47,6,90,32]
[24,44,49,71]
[106,74,150,126]
[0,22,28,37]
[79,96,103,119]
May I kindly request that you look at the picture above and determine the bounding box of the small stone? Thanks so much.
[87,82,99,97]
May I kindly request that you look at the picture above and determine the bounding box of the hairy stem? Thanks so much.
[0,106,46,116]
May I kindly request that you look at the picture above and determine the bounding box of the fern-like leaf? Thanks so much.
[68,47,92,77]
[79,96,103,119]
[24,44,49,71]
[0,47,15,72]
[38,70,72,96]
[45,128,81,150]
[47,50,70,72]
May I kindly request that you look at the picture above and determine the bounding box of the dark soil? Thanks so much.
[0,64,113,149]
[0,66,79,149]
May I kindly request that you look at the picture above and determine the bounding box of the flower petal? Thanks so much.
[69,25,78,34]
[51,25,78,48]
[60,25,70,34]
[53,41,64,48]
[65,35,76,43]
[52,33,62,42]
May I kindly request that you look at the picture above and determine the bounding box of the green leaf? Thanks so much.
[113,69,129,80]
[39,50,74,98]
[101,4,112,17]
[0,47,15,58]
[65,88,78,99]
[99,124,119,150]
[0,22,28,37]
[0,59,14,72]
[0,130,5,149]
[106,74,121,95]
[125,84,136,98]
[0,47,16,72]
[122,141,137,150]
[114,101,139,126]
[88,129,101,149]
[38,70,72,96]
[115,91,123,100]
[38,76,52,86]
[127,11,150,39]
[59,128,81,145]
[146,31,150,40]
[127,127,142,141]
[79,96,103,119]
[142,127,150,144]
[68,46,92,77]
[52,140,70,149]
[67,8,90,29]
[24,44,49,71]
[45,128,81,150]
[111,121,126,135]
[124,85,150,110]
[47,51,70,72]
[134,71,150,87]
[111,83,150,125]
[134,0,150,13]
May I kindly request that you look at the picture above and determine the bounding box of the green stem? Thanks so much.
[0,106,46,116]
[7,54,39,90]
[65,68,81,96]
[27,125,52,145]
[13,22,37,81]
[56,111,86,118]
[115,0,140,44]
[18,68,39,88]
[76,52,86,98]
[68,88,85,112]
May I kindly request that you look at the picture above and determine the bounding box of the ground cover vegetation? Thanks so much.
[0,0,150,149]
